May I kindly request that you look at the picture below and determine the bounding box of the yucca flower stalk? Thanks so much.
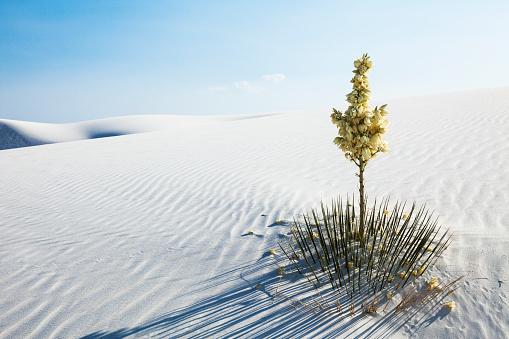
[331,54,389,241]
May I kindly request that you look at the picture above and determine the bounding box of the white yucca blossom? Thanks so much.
[443,300,456,309]
[331,54,389,164]
[427,277,440,290]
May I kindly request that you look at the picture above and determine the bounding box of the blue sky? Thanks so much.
[1,0,508,123]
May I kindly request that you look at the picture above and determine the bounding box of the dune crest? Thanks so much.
[0,113,280,150]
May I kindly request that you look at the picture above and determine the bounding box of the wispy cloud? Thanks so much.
[210,77,273,94]
[234,80,259,93]
[261,73,286,83]
[208,86,228,92]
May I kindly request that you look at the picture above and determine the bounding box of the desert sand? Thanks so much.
[1,87,508,338]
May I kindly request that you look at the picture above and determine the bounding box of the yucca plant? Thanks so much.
[271,54,456,315]
[279,198,452,300]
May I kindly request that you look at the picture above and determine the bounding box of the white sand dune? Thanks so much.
[0,113,277,150]
[1,87,508,338]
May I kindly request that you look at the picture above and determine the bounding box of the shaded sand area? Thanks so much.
[1,87,508,338]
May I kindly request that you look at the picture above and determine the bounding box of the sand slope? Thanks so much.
[0,87,508,338]
[0,113,277,150]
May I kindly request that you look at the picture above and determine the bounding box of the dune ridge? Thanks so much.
[0,112,279,150]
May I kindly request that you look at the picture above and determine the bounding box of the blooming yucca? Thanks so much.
[331,54,389,240]
[331,54,389,162]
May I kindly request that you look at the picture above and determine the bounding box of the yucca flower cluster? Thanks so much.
[331,54,389,163]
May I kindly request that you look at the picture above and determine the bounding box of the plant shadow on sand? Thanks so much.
[81,256,452,339]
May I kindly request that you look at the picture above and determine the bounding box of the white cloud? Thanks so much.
[234,80,259,93]
[208,80,264,94]
[261,73,286,83]
[208,86,228,92]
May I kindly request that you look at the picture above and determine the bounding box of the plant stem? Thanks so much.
[359,158,366,242]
